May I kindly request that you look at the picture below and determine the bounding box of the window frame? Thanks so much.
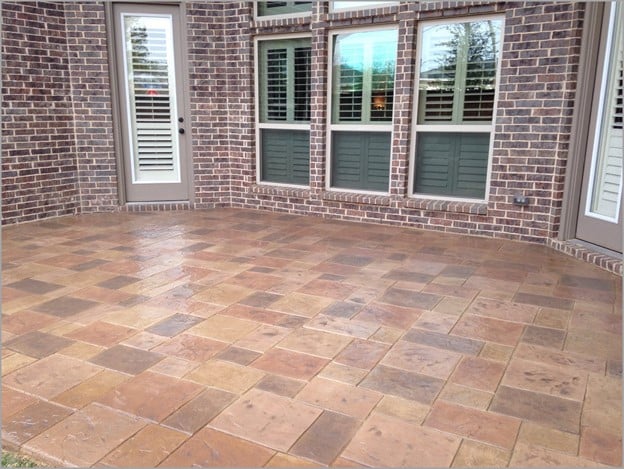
[326,25,399,195]
[330,1,399,13]
[255,33,312,188]
[409,14,505,203]
[254,1,312,21]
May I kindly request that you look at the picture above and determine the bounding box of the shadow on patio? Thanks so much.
[2,208,622,467]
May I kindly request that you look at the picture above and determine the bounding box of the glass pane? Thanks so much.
[123,14,179,183]
[589,3,623,220]
[418,19,502,124]
[258,1,312,16]
[259,39,311,123]
[414,132,489,199]
[332,29,398,124]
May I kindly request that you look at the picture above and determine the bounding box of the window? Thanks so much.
[257,37,311,186]
[412,18,503,199]
[329,28,398,192]
[257,1,312,17]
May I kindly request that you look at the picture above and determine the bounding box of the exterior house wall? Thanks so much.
[230,1,585,244]
[0,1,586,244]
[1,1,80,223]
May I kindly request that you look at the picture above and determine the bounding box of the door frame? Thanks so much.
[105,1,194,204]
[560,2,612,246]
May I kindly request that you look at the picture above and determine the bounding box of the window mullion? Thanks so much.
[453,24,469,124]
[362,43,373,124]
[286,44,295,123]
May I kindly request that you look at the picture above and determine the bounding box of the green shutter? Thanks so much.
[261,129,309,185]
[331,131,390,191]
[414,132,489,198]
[259,39,311,124]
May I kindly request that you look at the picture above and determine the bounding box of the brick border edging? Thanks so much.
[547,238,623,276]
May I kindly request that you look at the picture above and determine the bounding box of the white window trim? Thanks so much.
[408,14,505,203]
[255,33,312,187]
[583,2,622,223]
[330,1,399,13]
[254,2,312,22]
[326,24,399,195]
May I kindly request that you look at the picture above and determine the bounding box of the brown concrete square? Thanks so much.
[99,424,187,467]
[145,313,204,337]
[33,296,99,318]
[89,344,164,375]
[251,348,328,380]
[152,334,227,362]
[1,310,57,335]
[97,371,203,422]
[291,410,360,464]
[2,400,72,446]
[161,427,274,467]
[490,385,583,434]
[163,387,236,434]
[5,331,74,359]
[66,321,136,347]
[7,278,63,294]
[24,403,145,467]
[361,364,444,404]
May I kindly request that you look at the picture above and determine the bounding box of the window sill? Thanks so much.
[249,184,311,198]
[403,197,487,215]
[322,190,391,206]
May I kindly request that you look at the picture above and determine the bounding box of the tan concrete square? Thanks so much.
[185,359,264,393]
[210,388,321,452]
[24,403,145,467]
[188,314,259,343]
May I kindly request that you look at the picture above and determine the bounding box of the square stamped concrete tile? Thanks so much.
[342,412,461,467]
[89,344,164,375]
[2,400,72,446]
[210,388,322,452]
[5,331,74,359]
[360,364,444,405]
[163,387,236,434]
[24,403,145,467]
[160,427,275,467]
[145,313,204,337]
[33,296,99,318]
[97,371,203,422]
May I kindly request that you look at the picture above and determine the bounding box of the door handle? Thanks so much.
[178,128,185,134]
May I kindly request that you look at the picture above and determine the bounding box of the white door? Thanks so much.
[577,1,623,253]
[114,4,190,202]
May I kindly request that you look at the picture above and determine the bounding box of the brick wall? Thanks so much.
[1,1,587,247]
[64,1,119,212]
[228,1,585,244]
[1,1,80,224]
[186,1,231,208]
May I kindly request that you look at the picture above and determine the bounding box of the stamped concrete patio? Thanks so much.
[2,208,622,467]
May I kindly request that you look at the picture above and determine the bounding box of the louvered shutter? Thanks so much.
[590,15,623,218]
[414,132,488,198]
[261,129,310,185]
[124,17,179,183]
[331,131,390,191]
[258,38,311,185]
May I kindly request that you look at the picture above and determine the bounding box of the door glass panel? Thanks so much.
[587,3,623,221]
[122,14,180,183]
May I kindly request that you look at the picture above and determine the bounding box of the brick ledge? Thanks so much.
[321,191,391,206]
[403,197,488,215]
[547,238,622,276]
[249,184,311,198]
